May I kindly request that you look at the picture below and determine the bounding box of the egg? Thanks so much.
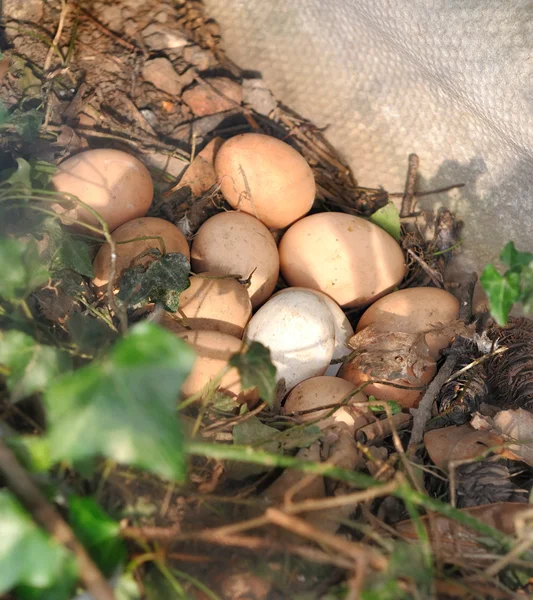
[191,211,279,308]
[93,217,190,290]
[215,133,315,229]
[279,212,405,308]
[176,330,257,403]
[51,149,153,231]
[244,289,335,395]
[275,287,354,375]
[283,376,369,433]
[340,359,436,409]
[356,287,460,359]
[163,272,252,338]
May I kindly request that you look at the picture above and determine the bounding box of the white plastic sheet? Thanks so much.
[205,0,533,272]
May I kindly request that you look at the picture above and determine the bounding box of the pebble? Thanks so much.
[182,77,242,116]
[142,58,183,97]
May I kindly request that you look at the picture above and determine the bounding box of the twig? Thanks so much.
[409,272,477,448]
[355,413,412,445]
[0,439,115,600]
[407,248,444,288]
[458,272,478,323]
[400,154,419,217]
[44,0,70,72]
[409,354,457,449]
[266,507,388,572]
[389,183,465,198]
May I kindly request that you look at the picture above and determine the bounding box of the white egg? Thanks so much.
[275,288,354,376]
[244,289,336,396]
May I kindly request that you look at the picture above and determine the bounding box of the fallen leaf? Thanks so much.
[347,326,433,381]
[471,409,533,467]
[424,424,506,471]
[396,502,531,559]
[167,137,223,197]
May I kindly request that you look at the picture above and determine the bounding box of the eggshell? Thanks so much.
[244,289,335,395]
[279,212,405,308]
[339,360,437,409]
[356,287,460,359]
[275,287,354,375]
[176,330,257,403]
[190,211,279,308]
[215,133,315,229]
[92,217,190,290]
[283,376,369,433]
[165,272,252,338]
[51,149,153,231]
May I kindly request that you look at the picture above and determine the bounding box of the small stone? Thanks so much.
[139,109,159,129]
[142,24,189,51]
[142,58,183,97]
[96,5,123,32]
[182,77,242,117]
[182,45,216,71]
[3,0,43,22]
[242,78,277,116]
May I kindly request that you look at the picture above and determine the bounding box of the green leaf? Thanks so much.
[500,241,533,271]
[16,558,77,600]
[229,342,276,407]
[9,108,44,143]
[368,398,402,415]
[118,253,191,311]
[67,312,117,355]
[282,424,322,450]
[0,490,76,595]
[3,157,32,189]
[229,416,281,478]
[0,237,49,301]
[7,436,53,473]
[115,573,142,600]
[0,330,71,402]
[480,264,521,325]
[369,202,401,241]
[69,496,126,576]
[44,322,195,480]
[42,218,94,277]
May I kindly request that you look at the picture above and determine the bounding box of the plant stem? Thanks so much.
[0,439,115,600]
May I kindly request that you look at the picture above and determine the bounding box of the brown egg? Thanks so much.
[356,287,460,359]
[283,376,370,433]
[191,211,280,308]
[169,272,252,338]
[176,330,257,403]
[215,133,315,229]
[92,217,190,290]
[51,149,153,231]
[340,360,437,409]
[279,212,405,308]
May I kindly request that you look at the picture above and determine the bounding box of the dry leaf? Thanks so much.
[471,408,533,467]
[424,424,506,471]
[169,137,223,197]
[347,325,433,381]
[396,502,531,559]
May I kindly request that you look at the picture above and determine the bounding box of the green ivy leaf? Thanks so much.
[3,157,32,189]
[44,322,195,481]
[67,312,117,355]
[69,496,126,576]
[42,218,94,277]
[368,397,402,415]
[0,237,49,301]
[9,108,44,143]
[500,241,533,271]
[0,490,77,596]
[229,415,280,478]
[118,253,191,312]
[369,202,401,241]
[229,342,276,407]
[480,264,521,326]
[0,330,71,402]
